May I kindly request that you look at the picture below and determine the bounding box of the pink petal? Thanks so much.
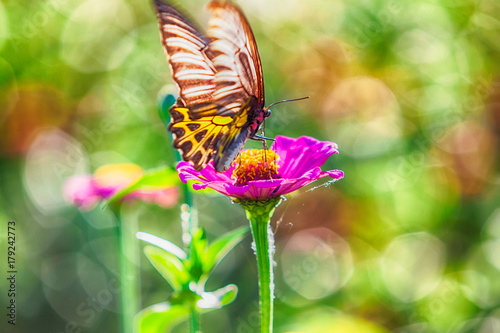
[324,169,344,179]
[132,187,180,208]
[176,136,343,201]
[177,162,232,183]
[273,136,339,179]
[63,175,101,211]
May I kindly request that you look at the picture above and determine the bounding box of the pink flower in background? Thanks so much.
[64,163,179,210]
[177,136,344,201]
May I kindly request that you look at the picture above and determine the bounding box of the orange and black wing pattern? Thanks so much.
[154,0,265,171]
[168,106,232,170]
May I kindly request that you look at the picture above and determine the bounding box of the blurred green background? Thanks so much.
[1,0,500,332]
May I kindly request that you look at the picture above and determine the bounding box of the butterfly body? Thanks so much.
[213,96,271,171]
[155,0,268,172]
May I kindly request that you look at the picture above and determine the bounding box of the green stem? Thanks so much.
[241,198,281,333]
[180,183,197,249]
[114,205,139,333]
[190,307,200,333]
[250,217,274,333]
[179,187,200,331]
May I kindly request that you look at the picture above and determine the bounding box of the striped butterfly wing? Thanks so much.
[207,1,266,171]
[207,0,264,111]
[154,0,265,171]
[155,0,217,114]
[155,0,232,170]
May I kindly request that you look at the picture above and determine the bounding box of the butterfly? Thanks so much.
[154,0,270,172]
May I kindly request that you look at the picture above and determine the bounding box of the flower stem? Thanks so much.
[180,191,197,249]
[241,198,281,333]
[250,218,274,333]
[114,205,139,333]
[190,307,200,333]
[179,186,200,331]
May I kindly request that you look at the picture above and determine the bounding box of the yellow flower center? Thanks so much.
[232,149,280,186]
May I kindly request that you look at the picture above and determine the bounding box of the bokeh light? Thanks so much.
[279,228,353,302]
[380,232,445,303]
[60,0,137,73]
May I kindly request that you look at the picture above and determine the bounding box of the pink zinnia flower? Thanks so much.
[64,163,179,210]
[177,136,344,201]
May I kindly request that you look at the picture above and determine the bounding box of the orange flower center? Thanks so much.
[232,149,280,186]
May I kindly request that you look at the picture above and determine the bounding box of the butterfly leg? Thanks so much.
[251,134,273,153]
[250,118,275,142]
[249,134,276,179]
[236,153,242,173]
[251,134,275,141]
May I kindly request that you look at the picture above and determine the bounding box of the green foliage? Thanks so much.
[135,226,249,332]
[144,246,189,291]
[134,303,189,333]
[203,226,250,275]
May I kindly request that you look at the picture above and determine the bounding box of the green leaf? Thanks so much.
[134,302,188,333]
[107,166,180,205]
[203,226,249,275]
[197,284,238,310]
[133,288,237,332]
[144,246,189,291]
[187,228,208,282]
[137,232,186,260]
[186,181,219,195]
[192,228,208,257]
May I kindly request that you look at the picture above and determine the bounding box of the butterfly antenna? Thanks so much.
[267,96,309,109]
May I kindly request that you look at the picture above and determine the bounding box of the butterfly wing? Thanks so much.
[154,0,218,115]
[207,1,265,110]
[169,106,233,169]
[207,1,266,171]
[154,0,265,171]
[155,0,232,170]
